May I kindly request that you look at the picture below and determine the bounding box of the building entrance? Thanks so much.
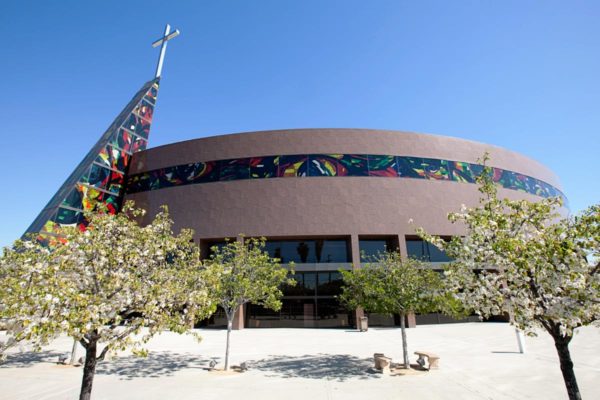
[246,271,353,328]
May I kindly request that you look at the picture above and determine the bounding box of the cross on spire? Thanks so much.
[152,24,180,78]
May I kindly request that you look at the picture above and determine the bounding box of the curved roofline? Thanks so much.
[134,127,561,190]
[147,127,541,165]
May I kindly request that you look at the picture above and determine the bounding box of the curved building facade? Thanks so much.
[124,128,565,328]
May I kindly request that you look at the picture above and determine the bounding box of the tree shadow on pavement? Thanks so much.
[248,354,381,381]
[96,352,211,380]
[0,350,62,368]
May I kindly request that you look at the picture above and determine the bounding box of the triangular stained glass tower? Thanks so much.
[23,78,160,244]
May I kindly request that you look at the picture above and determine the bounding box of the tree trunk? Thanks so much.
[224,314,233,371]
[79,339,97,400]
[552,334,581,400]
[400,312,409,369]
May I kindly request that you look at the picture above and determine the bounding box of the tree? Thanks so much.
[203,236,293,371]
[0,202,214,400]
[339,251,446,368]
[418,160,600,400]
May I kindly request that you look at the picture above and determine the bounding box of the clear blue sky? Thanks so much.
[1,1,599,248]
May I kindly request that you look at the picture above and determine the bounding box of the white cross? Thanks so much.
[152,24,180,78]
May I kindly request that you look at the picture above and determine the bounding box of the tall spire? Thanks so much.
[152,24,181,78]
[22,25,180,244]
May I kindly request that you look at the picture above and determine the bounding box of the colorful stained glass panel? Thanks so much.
[107,171,125,194]
[419,158,450,181]
[134,100,154,122]
[131,135,147,153]
[448,161,476,183]
[87,164,111,190]
[126,173,152,194]
[250,156,279,179]
[397,157,428,179]
[124,114,151,139]
[124,153,567,205]
[309,154,368,177]
[220,158,250,181]
[95,145,130,172]
[61,187,83,210]
[109,129,133,153]
[54,207,84,226]
[145,84,159,104]
[368,155,398,177]
[184,161,219,184]
[277,155,308,177]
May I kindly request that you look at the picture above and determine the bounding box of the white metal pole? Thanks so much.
[515,328,526,354]
[155,24,171,78]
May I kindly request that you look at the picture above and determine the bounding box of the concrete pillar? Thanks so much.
[350,234,361,269]
[406,312,416,328]
[397,234,408,260]
[350,234,362,328]
[355,307,365,328]
[232,304,245,330]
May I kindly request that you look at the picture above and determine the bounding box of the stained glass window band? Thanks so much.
[125,153,567,204]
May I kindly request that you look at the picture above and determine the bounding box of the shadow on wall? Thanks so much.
[0,350,62,368]
[96,352,211,380]
[248,353,381,381]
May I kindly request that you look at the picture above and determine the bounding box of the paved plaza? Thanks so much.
[1,322,598,399]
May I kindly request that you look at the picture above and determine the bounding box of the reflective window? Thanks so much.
[316,298,347,320]
[406,238,452,262]
[284,272,305,296]
[303,272,317,296]
[359,239,395,261]
[318,240,349,263]
[317,271,343,296]
[206,241,227,257]
[283,271,343,297]
[265,239,349,263]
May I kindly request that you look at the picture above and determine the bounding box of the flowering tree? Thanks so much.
[203,237,293,371]
[0,203,214,400]
[339,252,448,368]
[418,160,600,400]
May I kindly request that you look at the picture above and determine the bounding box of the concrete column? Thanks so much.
[397,234,408,260]
[406,312,416,328]
[350,234,361,269]
[350,234,363,328]
[232,304,245,330]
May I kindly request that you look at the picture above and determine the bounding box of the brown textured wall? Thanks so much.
[124,129,564,246]
[129,128,561,188]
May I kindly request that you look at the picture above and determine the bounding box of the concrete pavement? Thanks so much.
[1,322,598,399]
